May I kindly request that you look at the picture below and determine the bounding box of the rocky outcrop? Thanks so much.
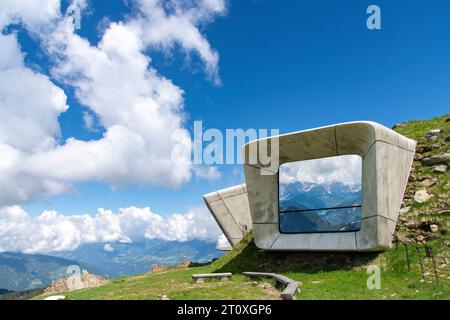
[418,178,437,188]
[149,258,192,274]
[425,129,442,142]
[421,153,450,166]
[44,270,107,294]
[416,145,433,154]
[395,119,450,245]
[433,165,448,173]
[414,189,432,204]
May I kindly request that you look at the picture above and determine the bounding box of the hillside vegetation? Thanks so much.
[36,114,449,300]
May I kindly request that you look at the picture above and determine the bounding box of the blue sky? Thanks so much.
[0,0,449,252]
[20,0,450,216]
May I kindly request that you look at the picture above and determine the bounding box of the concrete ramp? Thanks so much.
[203,184,252,247]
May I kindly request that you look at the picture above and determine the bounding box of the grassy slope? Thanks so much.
[36,115,450,300]
[36,233,449,300]
[36,242,280,300]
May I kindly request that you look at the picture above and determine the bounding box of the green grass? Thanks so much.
[393,114,450,142]
[35,233,449,300]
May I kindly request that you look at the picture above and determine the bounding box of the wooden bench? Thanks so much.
[192,273,232,284]
[280,281,300,300]
[243,272,301,300]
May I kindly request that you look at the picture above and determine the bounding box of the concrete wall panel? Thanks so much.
[243,165,278,224]
[222,193,253,231]
[362,141,378,219]
[356,216,379,251]
[252,223,280,249]
[203,184,251,246]
[272,232,357,251]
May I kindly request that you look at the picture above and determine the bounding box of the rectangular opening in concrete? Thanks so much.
[278,155,362,234]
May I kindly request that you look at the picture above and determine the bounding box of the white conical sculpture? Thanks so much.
[204,122,416,252]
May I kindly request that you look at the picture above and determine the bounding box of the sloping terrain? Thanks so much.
[394,115,449,244]
[36,114,449,300]
[35,232,448,300]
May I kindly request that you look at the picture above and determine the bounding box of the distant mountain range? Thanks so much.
[0,252,103,292]
[0,240,223,292]
[50,239,224,278]
[280,181,362,210]
[279,181,362,233]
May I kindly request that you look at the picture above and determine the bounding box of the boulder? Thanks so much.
[399,207,411,215]
[414,189,432,203]
[405,222,418,230]
[416,235,426,243]
[396,234,412,244]
[418,178,437,188]
[417,175,432,181]
[421,153,450,166]
[433,165,447,173]
[416,145,432,154]
[430,224,439,233]
[425,129,441,142]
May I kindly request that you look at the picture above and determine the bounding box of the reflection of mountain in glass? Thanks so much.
[279,181,362,233]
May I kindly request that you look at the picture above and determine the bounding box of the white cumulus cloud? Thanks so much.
[193,165,222,181]
[0,0,226,206]
[0,205,223,254]
[0,0,60,30]
[0,31,71,206]
[279,155,362,186]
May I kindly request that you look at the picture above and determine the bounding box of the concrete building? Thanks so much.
[204,122,416,252]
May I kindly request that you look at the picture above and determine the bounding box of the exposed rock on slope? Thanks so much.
[44,270,107,294]
[149,258,192,274]
[394,115,450,245]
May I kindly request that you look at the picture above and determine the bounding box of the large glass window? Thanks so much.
[279,155,362,233]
